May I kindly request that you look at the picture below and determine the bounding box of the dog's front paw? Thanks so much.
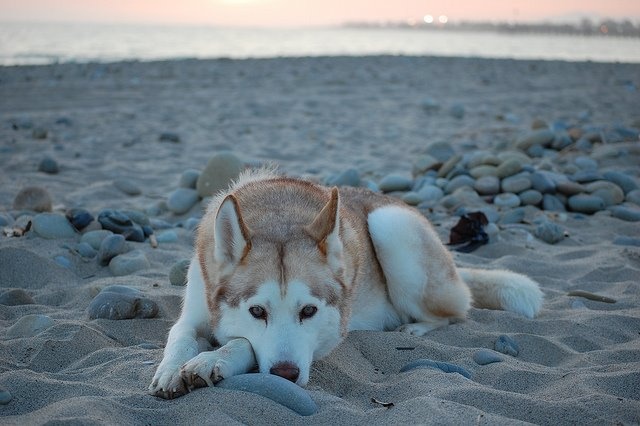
[180,351,232,389]
[149,362,189,399]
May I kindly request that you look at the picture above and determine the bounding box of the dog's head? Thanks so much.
[210,188,348,386]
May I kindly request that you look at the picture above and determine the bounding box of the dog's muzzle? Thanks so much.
[270,361,300,382]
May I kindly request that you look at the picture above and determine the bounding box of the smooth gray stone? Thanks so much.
[6,314,54,338]
[568,194,605,214]
[574,156,598,170]
[159,132,181,143]
[109,250,150,276]
[412,154,440,176]
[571,170,602,183]
[179,169,200,189]
[603,171,638,194]
[501,175,532,194]
[196,152,243,197]
[494,335,520,356]
[87,285,158,320]
[97,234,128,266]
[586,181,625,206]
[426,141,455,162]
[328,168,360,187]
[473,350,504,365]
[613,236,640,246]
[474,176,500,195]
[81,230,113,251]
[400,359,472,379]
[543,194,567,212]
[169,259,190,286]
[379,174,413,192]
[627,189,640,205]
[38,156,59,174]
[515,129,555,150]
[114,179,142,196]
[417,185,444,202]
[0,289,35,306]
[496,159,522,179]
[556,181,585,196]
[494,193,521,208]
[217,373,317,416]
[156,230,178,243]
[444,175,475,194]
[499,208,526,225]
[77,242,97,258]
[54,255,72,269]
[530,171,557,194]
[167,188,200,215]
[519,189,543,206]
[0,389,11,405]
[32,213,77,239]
[534,222,565,244]
[609,206,640,222]
[437,154,462,178]
[449,103,465,119]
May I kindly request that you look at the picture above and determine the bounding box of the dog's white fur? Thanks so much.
[149,169,543,398]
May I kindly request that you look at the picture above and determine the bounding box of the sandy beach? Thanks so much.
[1,56,639,425]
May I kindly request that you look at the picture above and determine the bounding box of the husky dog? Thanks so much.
[150,169,543,399]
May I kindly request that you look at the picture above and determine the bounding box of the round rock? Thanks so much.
[81,230,113,251]
[519,189,543,206]
[169,259,191,286]
[217,373,317,416]
[179,169,201,189]
[496,159,522,179]
[444,175,475,194]
[493,193,520,208]
[379,174,413,193]
[568,194,606,214]
[473,350,504,365]
[114,179,142,196]
[6,314,54,338]
[13,186,53,212]
[65,208,94,231]
[417,185,444,203]
[0,389,11,405]
[609,206,640,222]
[109,250,150,276]
[97,234,129,266]
[469,165,498,179]
[0,289,35,306]
[38,156,59,174]
[585,181,624,206]
[328,168,361,187]
[534,222,565,244]
[167,188,200,215]
[515,129,555,150]
[474,176,500,195]
[603,171,638,194]
[494,335,520,356]
[32,213,78,239]
[530,171,557,194]
[501,175,532,194]
[542,194,567,212]
[87,285,158,320]
[196,152,244,198]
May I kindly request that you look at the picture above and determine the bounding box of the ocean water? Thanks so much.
[1,22,640,65]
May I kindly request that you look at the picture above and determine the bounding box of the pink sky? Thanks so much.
[1,0,639,27]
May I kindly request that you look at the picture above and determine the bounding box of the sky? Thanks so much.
[1,0,639,27]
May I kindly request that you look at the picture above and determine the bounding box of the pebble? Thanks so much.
[449,103,465,119]
[65,208,94,231]
[426,141,455,163]
[156,230,179,243]
[515,129,555,150]
[499,208,525,225]
[574,156,598,170]
[167,188,200,215]
[603,171,638,194]
[568,194,605,214]
[401,192,420,205]
[411,154,440,176]
[54,255,72,268]
[0,289,35,306]
[114,179,142,196]
[169,259,191,286]
[217,373,317,416]
[493,193,520,208]
[496,159,522,179]
[627,189,640,205]
[473,350,504,365]
[179,169,200,189]
[87,285,158,320]
[444,175,475,194]
[420,97,440,111]
[571,170,602,184]
[534,221,566,244]
[0,389,11,405]
[519,189,543,206]
[530,171,557,194]
[38,156,59,174]
[469,165,498,179]
[613,236,640,246]
[98,210,145,242]
[196,152,244,197]
[556,181,585,196]
[399,359,472,379]
[183,217,201,230]
[474,176,500,195]
[159,132,181,143]
[494,335,520,357]
[417,185,444,203]
[328,168,360,187]
[109,250,150,276]
[542,194,566,212]
[501,174,532,194]
[32,213,78,239]
[437,154,462,178]
[81,230,113,250]
[0,213,12,227]
[6,314,54,338]
[97,234,129,266]
[379,174,413,192]
[551,131,573,150]
[77,242,97,258]
[32,127,48,139]
[13,186,53,212]
[609,206,640,222]
[585,181,625,206]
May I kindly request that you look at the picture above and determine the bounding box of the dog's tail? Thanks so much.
[457,268,543,319]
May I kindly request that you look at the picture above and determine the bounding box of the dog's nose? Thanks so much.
[270,362,300,382]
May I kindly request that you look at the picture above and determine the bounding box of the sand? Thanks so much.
[1,56,639,425]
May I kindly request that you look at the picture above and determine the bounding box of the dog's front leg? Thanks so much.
[180,337,256,389]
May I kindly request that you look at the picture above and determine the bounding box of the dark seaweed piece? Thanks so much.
[448,211,489,253]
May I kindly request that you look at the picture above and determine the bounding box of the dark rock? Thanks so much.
[87,285,158,320]
[531,171,557,194]
[159,132,181,143]
[98,210,145,242]
[609,206,640,222]
[0,289,35,306]
[65,208,94,231]
[38,156,59,174]
[542,194,566,212]
[13,186,53,212]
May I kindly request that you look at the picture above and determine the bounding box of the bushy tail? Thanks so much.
[457,268,543,319]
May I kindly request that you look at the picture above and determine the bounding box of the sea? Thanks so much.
[1,22,640,66]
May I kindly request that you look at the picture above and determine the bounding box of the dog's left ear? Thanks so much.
[306,187,343,263]
[214,194,252,270]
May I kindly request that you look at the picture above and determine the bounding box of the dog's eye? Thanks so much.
[249,305,267,320]
[299,305,317,320]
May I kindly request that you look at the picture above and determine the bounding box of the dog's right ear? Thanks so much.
[214,194,252,270]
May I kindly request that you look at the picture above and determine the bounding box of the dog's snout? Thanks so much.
[270,362,300,382]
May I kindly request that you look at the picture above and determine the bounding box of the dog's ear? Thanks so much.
[306,187,343,263]
[214,194,252,269]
